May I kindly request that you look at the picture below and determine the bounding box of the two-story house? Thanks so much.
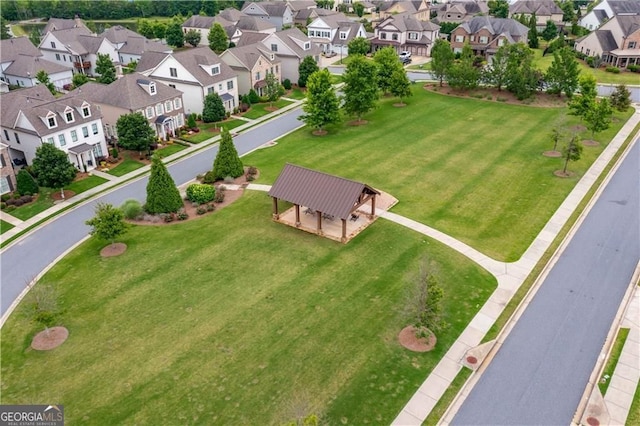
[0,142,18,195]
[372,12,441,57]
[182,10,276,46]
[220,44,281,96]
[450,16,529,60]
[0,85,108,170]
[307,12,368,55]
[242,2,295,30]
[378,0,431,21]
[575,15,640,69]
[434,1,489,24]
[38,26,119,77]
[1,37,73,90]
[136,47,239,117]
[508,0,564,31]
[579,0,640,31]
[72,73,185,140]
[101,25,171,66]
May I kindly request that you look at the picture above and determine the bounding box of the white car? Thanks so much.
[399,51,412,60]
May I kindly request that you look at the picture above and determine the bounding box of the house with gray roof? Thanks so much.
[220,44,282,96]
[372,12,440,57]
[0,85,108,170]
[0,37,74,90]
[450,16,529,59]
[575,14,640,69]
[242,1,294,30]
[101,25,171,65]
[307,12,368,55]
[0,141,18,194]
[509,0,563,30]
[434,1,489,24]
[71,73,185,140]
[182,9,276,46]
[256,27,322,83]
[579,0,640,31]
[378,0,431,21]
[137,46,239,116]
[42,17,86,34]
[38,26,118,77]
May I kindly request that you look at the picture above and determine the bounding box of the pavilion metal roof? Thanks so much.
[268,164,379,220]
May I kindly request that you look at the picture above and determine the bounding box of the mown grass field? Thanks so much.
[242,99,293,120]
[244,86,632,261]
[0,219,14,234]
[0,192,496,424]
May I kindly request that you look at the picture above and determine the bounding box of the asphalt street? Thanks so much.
[452,140,640,425]
[0,107,304,317]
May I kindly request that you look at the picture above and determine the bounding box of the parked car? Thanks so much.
[399,51,412,60]
[323,51,337,58]
[401,56,412,65]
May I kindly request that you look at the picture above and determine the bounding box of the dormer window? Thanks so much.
[82,105,91,118]
[149,82,156,95]
[340,32,347,40]
[47,113,57,128]
[211,65,220,75]
[271,44,278,52]
[64,108,74,123]
[270,53,274,60]
[304,42,310,50]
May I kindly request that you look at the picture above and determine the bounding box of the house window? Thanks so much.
[170,67,177,77]
[165,101,172,112]
[82,106,90,117]
[0,176,9,194]
[380,33,387,40]
[586,48,590,55]
[498,38,505,46]
[208,87,214,94]
[155,104,163,115]
[174,98,181,109]
[46,137,54,144]
[308,30,314,37]
[14,132,20,144]
[55,53,61,61]
[146,106,154,118]
[409,32,418,40]
[63,55,66,62]
[218,83,222,91]
[455,35,464,43]
[255,71,261,80]
[211,65,220,75]
[93,144,103,158]
[65,111,74,122]
[82,126,89,138]
[177,113,184,126]
[629,41,637,49]
[48,116,57,128]
[304,42,310,50]
[71,130,78,142]
[169,84,176,89]
[58,134,66,146]
[340,32,347,40]
[150,83,156,94]
[271,43,278,51]
[470,35,475,42]
[479,36,488,44]
[392,33,398,41]
[3,129,9,140]
[227,80,233,90]
[51,41,56,48]
[275,65,279,74]
[92,123,99,135]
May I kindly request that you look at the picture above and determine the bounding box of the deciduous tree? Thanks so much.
[341,55,379,122]
[212,128,243,180]
[562,135,582,174]
[165,18,184,48]
[95,53,116,84]
[609,84,631,112]
[16,169,39,195]
[373,46,403,95]
[298,55,319,87]
[545,47,580,98]
[488,0,509,18]
[585,97,612,140]
[483,44,509,91]
[542,20,558,41]
[202,93,226,123]
[569,74,597,118]
[208,22,228,53]
[35,70,56,95]
[347,36,370,56]
[185,28,201,47]
[299,69,341,133]
[72,73,89,87]
[528,14,539,49]
[447,44,479,90]
[85,203,127,245]
[264,71,282,107]
[0,16,11,40]
[431,39,455,87]
[405,260,447,338]
[505,42,538,100]
[31,143,77,199]
[116,112,156,154]
[389,67,412,104]
[145,156,183,214]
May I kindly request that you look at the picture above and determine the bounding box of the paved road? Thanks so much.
[0,108,304,317]
[452,140,640,425]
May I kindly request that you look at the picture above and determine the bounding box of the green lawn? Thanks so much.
[0,219,14,234]
[181,119,245,144]
[242,99,294,120]
[285,87,306,100]
[598,328,630,395]
[107,156,145,177]
[0,192,496,424]
[628,382,640,425]
[154,143,187,159]
[243,86,632,262]
[65,175,108,193]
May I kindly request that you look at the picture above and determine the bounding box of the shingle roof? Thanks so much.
[509,0,562,16]
[43,17,85,34]
[101,25,142,44]
[379,1,419,13]
[267,27,321,58]
[224,44,279,70]
[0,37,41,63]
[0,85,54,129]
[117,36,170,55]
[313,12,350,29]
[236,32,270,47]
[268,164,380,221]
[42,27,95,55]
[135,50,169,72]
[287,1,317,12]
[332,21,364,44]
[71,72,183,111]
[609,0,640,15]
[616,15,640,36]
[168,47,236,86]
[219,7,247,22]
[595,30,619,52]
[182,15,218,29]
[236,16,276,32]
[460,16,529,37]
[4,55,72,78]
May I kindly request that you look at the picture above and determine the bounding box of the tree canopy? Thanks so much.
[85,203,127,245]
[347,37,370,56]
[298,55,319,88]
[116,112,156,153]
[31,143,76,198]
[341,55,379,122]
[389,67,412,104]
[585,98,612,139]
[202,93,226,123]
[36,70,56,95]
[212,128,244,180]
[299,69,341,133]
[569,74,597,118]
[264,71,282,107]
[545,47,580,98]
[185,29,201,47]
[431,39,455,87]
[0,16,10,40]
[541,21,558,41]
[165,18,184,48]
[145,156,183,214]
[483,44,509,91]
[95,53,116,84]
[610,84,631,112]
[447,44,479,91]
[505,42,538,100]
[488,0,509,18]
[208,22,228,54]
[373,47,404,95]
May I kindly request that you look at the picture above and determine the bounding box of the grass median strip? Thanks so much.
[598,328,630,395]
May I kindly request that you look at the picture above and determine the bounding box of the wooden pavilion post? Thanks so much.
[295,204,301,227]
[317,212,323,235]
[369,194,376,219]
[272,197,279,220]
[341,219,347,243]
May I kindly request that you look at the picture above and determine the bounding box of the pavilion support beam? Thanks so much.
[370,195,376,219]
[295,204,301,227]
[272,197,279,220]
[317,212,323,235]
[341,219,347,243]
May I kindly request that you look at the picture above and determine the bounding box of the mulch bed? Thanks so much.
[582,139,600,147]
[554,170,576,178]
[398,325,437,352]
[100,243,127,257]
[423,84,568,108]
[312,129,328,136]
[543,151,562,158]
[31,326,69,350]
[348,119,368,126]
[51,190,76,201]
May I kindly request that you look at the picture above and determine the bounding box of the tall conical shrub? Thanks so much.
[16,169,39,195]
[212,128,243,180]
[145,156,183,214]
